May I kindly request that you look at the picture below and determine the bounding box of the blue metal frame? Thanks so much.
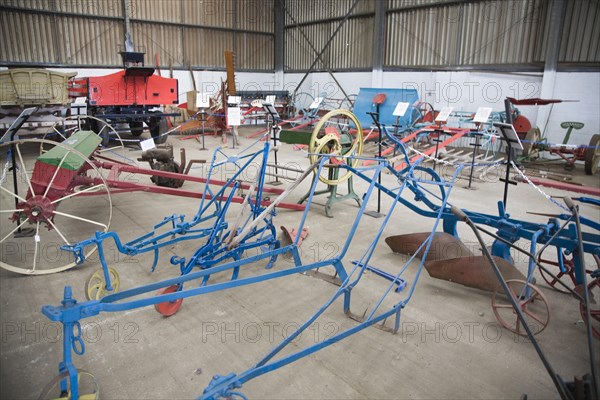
[379,121,600,287]
[61,142,277,293]
[40,114,599,398]
[42,156,462,399]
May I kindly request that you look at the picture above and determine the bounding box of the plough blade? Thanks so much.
[385,232,474,262]
[424,256,526,292]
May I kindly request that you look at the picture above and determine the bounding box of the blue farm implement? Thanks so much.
[0,127,302,276]
[38,109,598,399]
[62,142,285,309]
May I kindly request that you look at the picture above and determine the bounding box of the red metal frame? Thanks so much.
[68,155,306,211]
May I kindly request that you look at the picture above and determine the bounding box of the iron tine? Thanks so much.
[381,317,388,327]
[361,308,368,319]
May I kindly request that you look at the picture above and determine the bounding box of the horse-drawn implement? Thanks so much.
[33,109,598,399]
[0,121,302,275]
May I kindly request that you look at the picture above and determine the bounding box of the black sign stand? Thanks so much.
[494,122,522,209]
[365,108,386,218]
[2,107,38,237]
[264,103,283,186]
[465,124,482,190]
[197,109,208,151]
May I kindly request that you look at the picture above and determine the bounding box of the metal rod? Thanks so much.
[451,205,573,400]
[265,163,305,173]
[563,197,599,398]
[292,0,361,98]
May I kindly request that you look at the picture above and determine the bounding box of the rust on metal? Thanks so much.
[424,256,526,292]
[385,232,474,262]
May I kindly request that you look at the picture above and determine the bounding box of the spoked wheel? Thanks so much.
[0,139,112,275]
[155,284,183,316]
[492,279,550,336]
[38,369,99,400]
[580,278,600,340]
[584,134,600,175]
[308,109,363,186]
[522,128,541,160]
[85,267,120,300]
[538,253,577,294]
[48,115,126,160]
[414,102,436,124]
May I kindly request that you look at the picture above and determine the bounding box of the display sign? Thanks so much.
[140,138,156,151]
[227,107,242,126]
[309,97,324,110]
[392,102,410,117]
[494,122,523,150]
[473,107,493,123]
[435,106,453,122]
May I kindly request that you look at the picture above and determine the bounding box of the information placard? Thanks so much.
[309,97,324,110]
[473,107,493,123]
[494,122,523,150]
[435,106,453,122]
[140,138,156,151]
[227,107,242,126]
[392,102,410,117]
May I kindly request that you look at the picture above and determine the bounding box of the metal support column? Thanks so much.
[274,0,285,88]
[371,0,386,88]
[536,0,566,140]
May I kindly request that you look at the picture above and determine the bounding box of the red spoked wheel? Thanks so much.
[155,284,183,317]
[580,278,600,340]
[411,102,436,124]
[538,254,577,294]
[492,279,550,336]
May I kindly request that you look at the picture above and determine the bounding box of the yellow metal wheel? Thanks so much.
[85,267,120,300]
[38,369,99,400]
[308,109,363,186]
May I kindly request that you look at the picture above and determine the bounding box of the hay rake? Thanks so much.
[0,121,303,275]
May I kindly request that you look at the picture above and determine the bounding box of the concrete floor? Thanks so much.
[1,125,599,399]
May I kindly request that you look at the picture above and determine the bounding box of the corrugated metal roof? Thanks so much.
[560,0,600,63]
[1,0,597,70]
[285,0,375,25]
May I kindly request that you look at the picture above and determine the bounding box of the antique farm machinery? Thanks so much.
[61,141,284,310]
[68,50,179,144]
[0,118,302,275]
[37,110,598,399]
[523,121,600,174]
[511,97,600,174]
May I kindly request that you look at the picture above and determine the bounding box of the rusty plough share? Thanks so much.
[36,109,599,399]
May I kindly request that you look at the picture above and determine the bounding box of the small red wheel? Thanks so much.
[538,254,577,294]
[580,278,600,340]
[492,279,550,336]
[155,284,183,317]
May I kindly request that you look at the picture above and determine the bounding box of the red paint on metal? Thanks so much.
[507,97,565,106]
[394,128,469,171]
[75,70,178,106]
[372,94,386,105]
[520,177,600,197]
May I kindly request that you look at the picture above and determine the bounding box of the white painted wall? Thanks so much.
[284,70,599,145]
[4,66,597,145]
